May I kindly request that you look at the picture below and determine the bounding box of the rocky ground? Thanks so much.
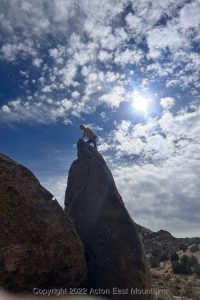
[151,260,200,300]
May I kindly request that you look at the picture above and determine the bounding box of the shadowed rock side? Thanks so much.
[0,153,86,292]
[65,140,152,300]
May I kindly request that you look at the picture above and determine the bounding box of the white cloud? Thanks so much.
[160,97,175,110]
[81,0,126,25]
[0,41,37,61]
[179,1,200,31]
[102,104,200,161]
[42,85,52,93]
[147,25,187,59]
[58,62,78,87]
[114,48,144,66]
[61,99,73,110]
[100,111,107,120]
[100,105,200,236]
[63,119,72,125]
[113,153,200,237]
[71,91,80,99]
[0,96,74,124]
[125,0,185,40]
[140,78,149,89]
[99,86,125,108]
[125,13,144,41]
[1,105,11,113]
[98,50,113,62]
[0,0,200,125]
[49,47,65,64]
[33,57,43,67]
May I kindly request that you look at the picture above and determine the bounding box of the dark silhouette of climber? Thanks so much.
[80,124,97,150]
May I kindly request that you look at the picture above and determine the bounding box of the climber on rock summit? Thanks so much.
[80,124,97,150]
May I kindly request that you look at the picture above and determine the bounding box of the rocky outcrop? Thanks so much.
[0,153,86,292]
[65,140,152,299]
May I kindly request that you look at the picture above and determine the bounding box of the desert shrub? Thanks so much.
[171,252,179,262]
[188,255,198,266]
[160,251,169,262]
[179,244,188,252]
[149,255,160,268]
[152,248,160,257]
[190,244,199,253]
[172,256,190,274]
[175,277,181,283]
[172,261,182,274]
[172,255,200,275]
[151,248,169,262]
[196,264,200,276]
[184,285,193,299]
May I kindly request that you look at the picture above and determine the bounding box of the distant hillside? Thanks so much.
[135,223,200,258]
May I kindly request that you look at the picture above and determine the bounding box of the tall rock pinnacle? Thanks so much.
[65,140,152,299]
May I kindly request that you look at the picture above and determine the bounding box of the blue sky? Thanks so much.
[0,0,200,237]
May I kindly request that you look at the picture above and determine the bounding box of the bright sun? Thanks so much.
[133,92,148,112]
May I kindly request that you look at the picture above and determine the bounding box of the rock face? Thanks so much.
[65,140,152,299]
[0,153,86,292]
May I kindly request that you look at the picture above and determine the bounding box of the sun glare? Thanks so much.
[133,92,148,112]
